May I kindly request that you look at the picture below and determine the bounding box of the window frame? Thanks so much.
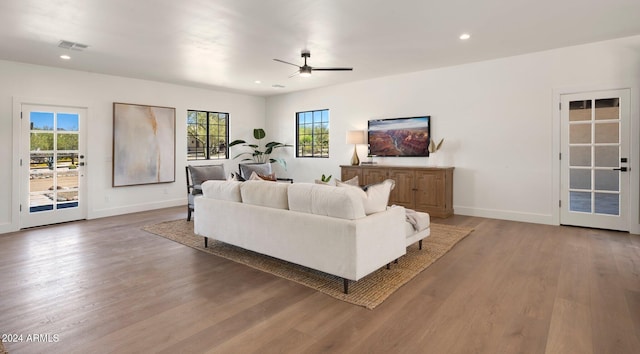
[296,109,330,158]
[187,110,229,161]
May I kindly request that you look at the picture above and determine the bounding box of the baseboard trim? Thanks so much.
[89,199,184,220]
[454,206,555,225]
[0,221,19,235]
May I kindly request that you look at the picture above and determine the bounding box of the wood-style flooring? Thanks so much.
[0,207,639,353]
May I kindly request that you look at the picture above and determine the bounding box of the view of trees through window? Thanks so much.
[187,110,228,160]
[296,109,329,158]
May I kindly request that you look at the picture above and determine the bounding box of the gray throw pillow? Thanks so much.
[189,165,226,187]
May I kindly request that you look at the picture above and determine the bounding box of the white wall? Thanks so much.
[266,35,640,232]
[0,60,265,234]
[2,35,639,234]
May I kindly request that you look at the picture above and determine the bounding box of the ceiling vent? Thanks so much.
[58,40,89,51]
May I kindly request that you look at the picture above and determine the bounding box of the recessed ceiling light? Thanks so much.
[60,54,71,60]
[254,80,261,84]
[459,33,471,40]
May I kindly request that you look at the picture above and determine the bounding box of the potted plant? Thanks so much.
[229,128,292,168]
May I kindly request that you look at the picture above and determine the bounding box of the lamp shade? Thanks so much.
[346,130,366,145]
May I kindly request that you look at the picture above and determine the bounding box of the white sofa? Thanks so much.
[194,180,430,293]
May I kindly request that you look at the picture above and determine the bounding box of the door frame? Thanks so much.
[11,96,90,231]
[552,85,639,234]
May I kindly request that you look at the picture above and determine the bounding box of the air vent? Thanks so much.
[58,40,89,51]
[272,84,285,88]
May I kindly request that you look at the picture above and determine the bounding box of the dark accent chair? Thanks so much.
[186,164,227,221]
[238,162,293,183]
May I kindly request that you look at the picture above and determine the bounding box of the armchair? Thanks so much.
[186,164,226,220]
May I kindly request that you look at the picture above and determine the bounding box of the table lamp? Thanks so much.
[346,130,366,165]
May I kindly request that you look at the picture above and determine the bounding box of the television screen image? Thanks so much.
[368,116,430,157]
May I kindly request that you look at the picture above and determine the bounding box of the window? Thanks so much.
[296,109,329,158]
[187,110,228,160]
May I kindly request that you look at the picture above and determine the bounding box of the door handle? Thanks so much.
[613,167,627,172]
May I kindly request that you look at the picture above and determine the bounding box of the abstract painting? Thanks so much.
[113,103,176,187]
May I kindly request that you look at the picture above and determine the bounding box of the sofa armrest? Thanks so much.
[351,206,406,279]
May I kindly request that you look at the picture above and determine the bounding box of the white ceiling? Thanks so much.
[1,0,639,97]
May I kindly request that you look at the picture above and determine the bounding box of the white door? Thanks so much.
[560,89,630,231]
[20,104,87,228]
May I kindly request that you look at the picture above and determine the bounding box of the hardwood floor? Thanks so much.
[0,207,638,353]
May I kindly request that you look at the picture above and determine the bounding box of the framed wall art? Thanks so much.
[112,102,176,187]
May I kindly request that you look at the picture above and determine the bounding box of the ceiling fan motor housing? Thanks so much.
[300,66,312,76]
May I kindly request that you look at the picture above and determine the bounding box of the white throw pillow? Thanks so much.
[335,175,359,187]
[201,180,243,202]
[338,179,395,215]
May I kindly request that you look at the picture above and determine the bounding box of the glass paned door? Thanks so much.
[21,105,86,228]
[560,90,629,231]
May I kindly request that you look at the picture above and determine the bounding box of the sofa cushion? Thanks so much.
[288,183,366,220]
[339,179,395,215]
[201,180,243,202]
[189,164,226,187]
[240,180,289,209]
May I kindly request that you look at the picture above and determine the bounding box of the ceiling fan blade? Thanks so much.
[273,58,301,68]
[288,70,300,78]
[312,67,353,71]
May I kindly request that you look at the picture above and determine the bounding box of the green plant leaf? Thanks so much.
[228,139,246,146]
[253,128,266,140]
[265,141,283,148]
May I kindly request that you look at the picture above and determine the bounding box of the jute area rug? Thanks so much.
[143,220,473,309]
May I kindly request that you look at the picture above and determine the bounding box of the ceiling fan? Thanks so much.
[273,50,353,77]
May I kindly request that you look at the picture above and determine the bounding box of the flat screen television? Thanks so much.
[368,116,430,157]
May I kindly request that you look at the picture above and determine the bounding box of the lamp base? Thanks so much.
[350,145,360,165]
